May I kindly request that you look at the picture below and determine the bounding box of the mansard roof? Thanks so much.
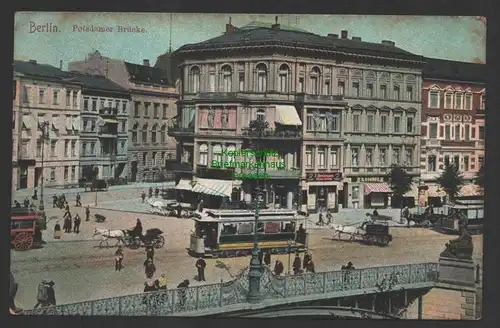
[423,57,485,83]
[124,62,173,87]
[175,27,424,63]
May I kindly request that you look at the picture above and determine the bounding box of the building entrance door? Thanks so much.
[19,167,28,189]
[131,161,138,182]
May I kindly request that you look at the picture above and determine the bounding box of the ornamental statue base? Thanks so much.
[438,256,475,288]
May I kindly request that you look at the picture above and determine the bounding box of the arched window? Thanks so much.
[132,122,138,142]
[189,66,200,93]
[226,145,236,162]
[309,66,321,95]
[199,143,208,166]
[142,123,148,143]
[160,124,166,143]
[278,64,289,93]
[257,109,266,122]
[221,65,232,92]
[212,144,223,163]
[151,123,158,143]
[256,63,268,92]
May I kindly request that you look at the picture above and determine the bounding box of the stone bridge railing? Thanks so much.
[23,262,438,316]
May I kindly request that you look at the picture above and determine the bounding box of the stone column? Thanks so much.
[208,142,213,163]
[388,144,393,165]
[326,146,330,170]
[313,146,318,170]
[360,144,366,167]
[287,191,293,209]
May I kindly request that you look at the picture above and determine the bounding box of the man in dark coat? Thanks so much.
[306,259,315,273]
[76,193,82,207]
[292,253,302,275]
[144,258,156,279]
[146,245,154,262]
[303,252,312,269]
[264,252,271,266]
[196,257,206,282]
[115,247,124,271]
[32,189,38,200]
[317,212,324,226]
[132,219,144,242]
[52,195,58,208]
[85,206,91,221]
[63,216,71,233]
[149,187,153,198]
[141,191,146,203]
[177,279,190,307]
[155,187,160,198]
[274,259,284,275]
[373,209,379,217]
[73,214,81,233]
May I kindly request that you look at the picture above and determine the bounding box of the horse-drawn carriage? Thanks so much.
[408,206,446,228]
[331,220,392,247]
[94,227,165,249]
[11,208,44,251]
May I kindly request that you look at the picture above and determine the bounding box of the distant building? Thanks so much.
[169,22,425,210]
[420,58,485,204]
[68,73,130,181]
[13,60,82,188]
[68,52,179,182]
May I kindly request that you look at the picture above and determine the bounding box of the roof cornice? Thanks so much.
[423,77,485,85]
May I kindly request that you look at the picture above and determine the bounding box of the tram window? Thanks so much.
[257,223,264,232]
[283,222,295,232]
[222,224,237,235]
[11,220,34,230]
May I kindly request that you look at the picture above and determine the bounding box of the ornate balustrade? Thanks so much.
[24,262,437,316]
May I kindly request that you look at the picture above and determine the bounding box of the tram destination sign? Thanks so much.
[306,172,342,182]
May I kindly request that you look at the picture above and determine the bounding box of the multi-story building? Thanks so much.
[13,60,82,188]
[169,22,425,211]
[68,52,179,182]
[12,74,22,193]
[420,58,485,204]
[69,73,131,181]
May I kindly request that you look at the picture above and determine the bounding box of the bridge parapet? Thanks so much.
[23,262,438,316]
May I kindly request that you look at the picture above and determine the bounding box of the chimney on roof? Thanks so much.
[341,30,348,39]
[28,59,37,64]
[225,16,236,34]
[327,33,339,38]
[381,40,395,46]
[143,59,150,67]
[59,60,63,70]
[352,37,361,41]
[272,15,280,29]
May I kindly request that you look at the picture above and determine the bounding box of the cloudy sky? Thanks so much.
[14,13,486,69]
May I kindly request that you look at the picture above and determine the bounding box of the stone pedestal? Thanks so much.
[438,256,475,288]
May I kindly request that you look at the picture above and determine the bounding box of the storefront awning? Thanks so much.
[364,183,392,195]
[275,105,302,126]
[175,179,193,191]
[457,184,482,197]
[192,178,233,197]
[427,186,446,198]
[103,119,120,124]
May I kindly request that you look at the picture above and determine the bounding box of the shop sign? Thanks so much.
[306,172,342,182]
[359,176,385,183]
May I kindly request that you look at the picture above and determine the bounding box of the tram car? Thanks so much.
[440,199,483,235]
[188,209,308,258]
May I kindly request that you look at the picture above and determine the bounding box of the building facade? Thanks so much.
[420,58,485,204]
[70,73,131,181]
[170,24,425,211]
[13,60,82,188]
[12,74,21,193]
[68,52,179,182]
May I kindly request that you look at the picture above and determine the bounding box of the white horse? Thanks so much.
[93,228,126,240]
[330,223,366,241]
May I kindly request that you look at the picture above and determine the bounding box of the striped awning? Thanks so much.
[275,105,302,126]
[427,186,446,198]
[175,179,193,191]
[457,184,482,197]
[192,178,232,197]
[364,183,391,195]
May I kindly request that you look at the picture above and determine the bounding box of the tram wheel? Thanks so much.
[13,233,34,251]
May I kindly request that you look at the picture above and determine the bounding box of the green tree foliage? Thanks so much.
[475,164,484,193]
[248,119,269,134]
[386,164,413,207]
[437,162,464,201]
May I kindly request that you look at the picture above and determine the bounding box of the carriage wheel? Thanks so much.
[13,233,34,251]
[153,236,165,249]
[99,239,109,248]
[128,239,140,250]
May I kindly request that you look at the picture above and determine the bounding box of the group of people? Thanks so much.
[291,251,316,274]
[316,211,333,226]
[141,187,161,203]
[53,203,90,237]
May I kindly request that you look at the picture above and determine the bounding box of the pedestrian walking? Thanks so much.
[76,193,82,207]
[317,212,324,226]
[14,200,21,208]
[303,252,312,270]
[73,214,81,233]
[306,259,315,273]
[158,273,168,290]
[34,280,56,308]
[264,251,271,266]
[63,216,71,233]
[292,253,302,275]
[143,279,156,292]
[52,195,58,208]
[53,222,61,239]
[115,247,124,271]
[141,191,146,203]
[177,279,190,308]
[85,206,90,221]
[273,259,284,276]
[32,189,38,200]
[146,245,154,262]
[144,258,156,279]
[148,187,153,198]
[24,198,30,207]
[196,257,206,281]
[155,187,159,198]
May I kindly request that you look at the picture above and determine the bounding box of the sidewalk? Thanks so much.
[12,182,175,202]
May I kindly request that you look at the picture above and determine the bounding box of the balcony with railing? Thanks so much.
[241,128,302,140]
[441,140,475,148]
[295,93,345,106]
[303,131,343,141]
[98,125,118,138]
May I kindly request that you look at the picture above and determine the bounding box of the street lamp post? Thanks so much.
[287,239,293,274]
[39,121,50,212]
[247,119,268,303]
